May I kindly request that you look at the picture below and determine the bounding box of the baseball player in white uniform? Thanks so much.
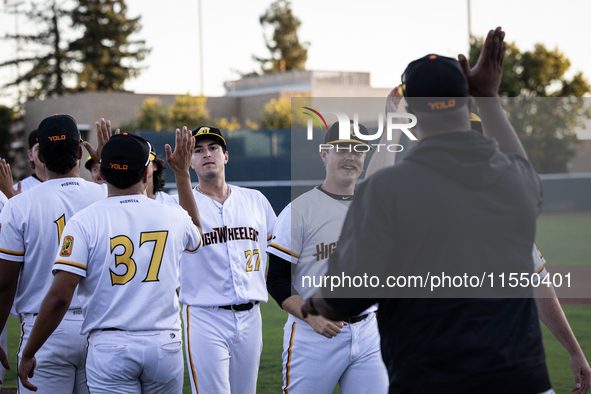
[17,128,202,394]
[13,129,46,194]
[267,121,389,394]
[0,114,107,393]
[179,126,276,394]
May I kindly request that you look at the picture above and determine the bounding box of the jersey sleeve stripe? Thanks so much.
[267,234,273,241]
[54,260,87,270]
[534,264,545,275]
[185,237,202,252]
[0,248,25,256]
[269,243,300,258]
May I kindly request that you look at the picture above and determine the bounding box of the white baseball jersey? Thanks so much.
[0,178,106,314]
[53,195,200,334]
[269,187,376,315]
[155,190,176,204]
[13,174,42,192]
[178,185,276,306]
[0,191,7,210]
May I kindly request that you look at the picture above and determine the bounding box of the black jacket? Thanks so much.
[325,131,549,393]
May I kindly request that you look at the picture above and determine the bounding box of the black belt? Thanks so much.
[219,301,258,312]
[102,327,122,331]
[347,314,368,324]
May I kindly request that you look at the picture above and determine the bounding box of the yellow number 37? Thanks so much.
[110,231,168,286]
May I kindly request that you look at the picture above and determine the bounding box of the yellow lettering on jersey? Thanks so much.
[245,250,253,272]
[140,231,168,282]
[54,214,66,245]
[110,236,137,285]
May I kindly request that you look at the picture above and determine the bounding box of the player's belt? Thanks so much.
[219,301,259,312]
[347,314,369,324]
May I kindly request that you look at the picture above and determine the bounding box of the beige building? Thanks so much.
[24,70,390,136]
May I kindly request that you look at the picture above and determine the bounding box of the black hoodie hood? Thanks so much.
[405,130,510,190]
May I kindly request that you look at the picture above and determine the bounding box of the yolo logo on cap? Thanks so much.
[196,127,211,135]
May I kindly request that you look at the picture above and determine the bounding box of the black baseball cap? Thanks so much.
[84,155,96,171]
[28,129,39,150]
[37,115,82,148]
[192,126,226,150]
[402,54,469,113]
[325,121,373,149]
[101,133,151,177]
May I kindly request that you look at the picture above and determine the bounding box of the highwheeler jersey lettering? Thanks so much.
[177,185,276,306]
[0,177,106,314]
[53,195,201,334]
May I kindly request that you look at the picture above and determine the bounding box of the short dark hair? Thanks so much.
[101,166,144,189]
[152,156,166,192]
[38,139,79,174]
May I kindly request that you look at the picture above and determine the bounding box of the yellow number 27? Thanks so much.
[245,249,261,272]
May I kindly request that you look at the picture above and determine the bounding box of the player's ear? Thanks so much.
[36,150,44,164]
[224,150,229,164]
[320,148,328,163]
[76,146,83,160]
[141,166,150,184]
[27,150,34,162]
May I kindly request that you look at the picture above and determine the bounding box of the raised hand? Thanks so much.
[83,118,120,163]
[165,126,195,176]
[458,26,506,97]
[0,158,15,199]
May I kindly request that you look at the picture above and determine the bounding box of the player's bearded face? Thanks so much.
[323,143,365,186]
[191,139,228,180]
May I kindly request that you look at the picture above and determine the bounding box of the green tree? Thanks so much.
[254,0,308,74]
[261,97,308,129]
[167,95,209,129]
[122,95,211,132]
[0,1,77,101]
[69,0,150,91]
[470,39,591,173]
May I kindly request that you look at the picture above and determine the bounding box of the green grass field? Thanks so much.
[2,213,590,392]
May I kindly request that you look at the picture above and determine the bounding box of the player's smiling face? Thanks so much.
[191,138,228,180]
[321,143,365,186]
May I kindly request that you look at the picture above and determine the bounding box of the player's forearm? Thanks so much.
[281,296,306,320]
[474,97,527,159]
[21,289,72,358]
[0,260,20,329]
[175,173,202,233]
[535,286,583,356]
[364,128,401,180]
